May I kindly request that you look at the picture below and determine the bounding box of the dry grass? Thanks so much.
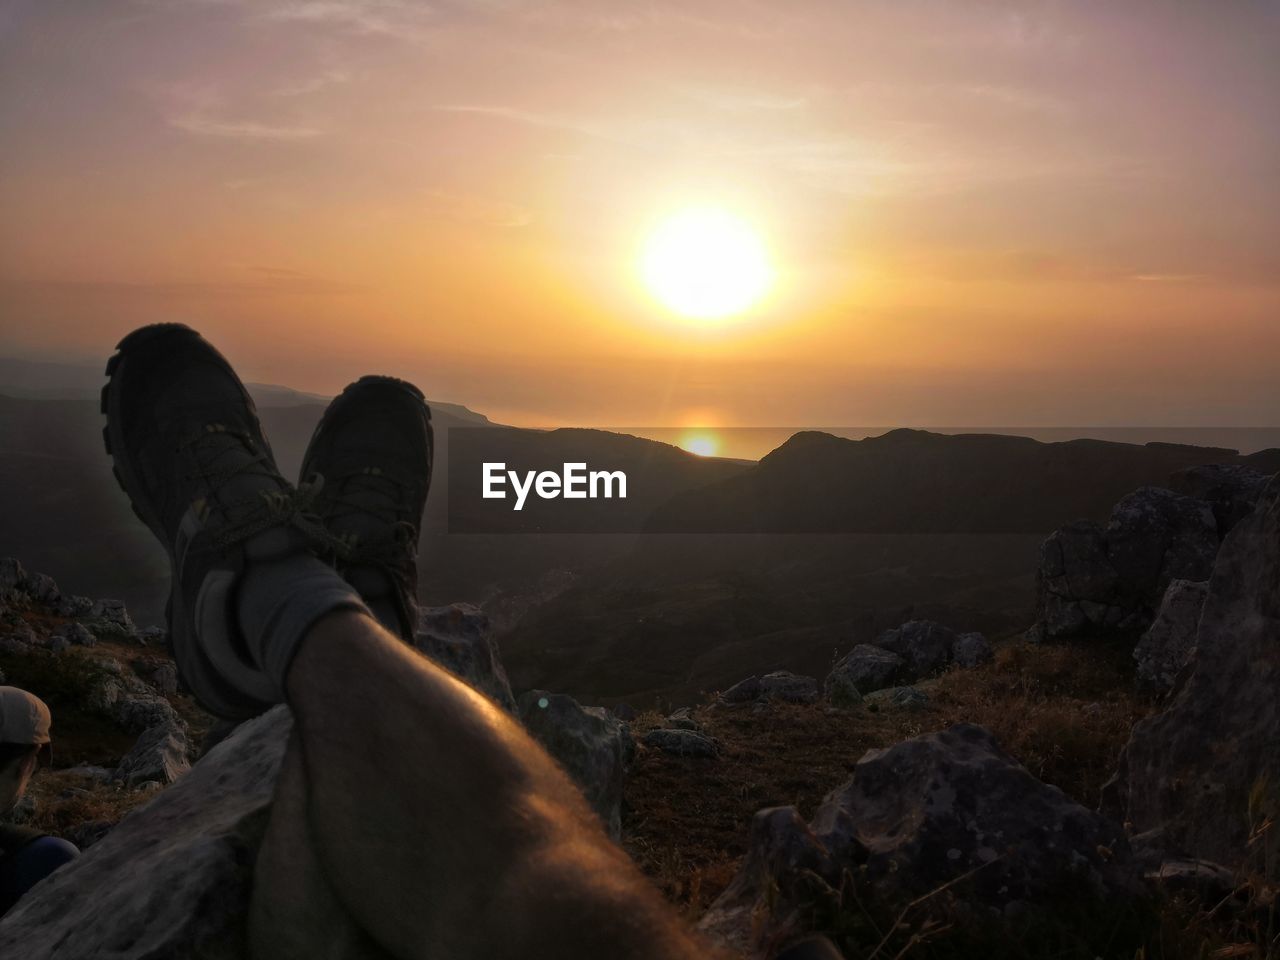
[622,638,1143,918]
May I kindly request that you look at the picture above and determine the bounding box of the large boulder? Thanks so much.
[824,644,902,701]
[1103,477,1280,873]
[413,603,516,713]
[1036,487,1219,640]
[1132,579,1208,694]
[702,724,1140,956]
[872,619,956,677]
[1106,487,1218,610]
[1169,463,1272,535]
[517,690,628,840]
[0,706,292,957]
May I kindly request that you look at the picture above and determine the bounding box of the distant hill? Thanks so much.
[499,429,1280,704]
[644,428,1280,533]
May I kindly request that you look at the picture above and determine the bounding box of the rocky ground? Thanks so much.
[1,464,1277,958]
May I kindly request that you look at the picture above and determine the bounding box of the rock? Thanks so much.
[719,675,763,703]
[699,807,835,957]
[1132,579,1208,694]
[56,595,95,618]
[1037,520,1129,639]
[1,618,38,647]
[88,598,136,638]
[1036,488,1219,640]
[0,557,26,599]
[115,717,192,788]
[872,619,956,677]
[824,644,901,701]
[1106,487,1218,611]
[114,694,181,734]
[665,706,700,731]
[136,659,179,695]
[1170,463,1271,536]
[137,625,167,646]
[56,622,98,647]
[702,724,1140,955]
[517,690,627,839]
[757,671,819,704]
[1103,477,1280,873]
[952,631,993,668]
[0,705,292,957]
[864,686,929,711]
[413,603,516,712]
[49,636,70,653]
[25,573,60,605]
[643,728,720,758]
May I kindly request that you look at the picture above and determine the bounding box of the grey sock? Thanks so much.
[235,526,370,692]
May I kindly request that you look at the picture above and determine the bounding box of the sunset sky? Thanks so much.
[1,1,1277,427]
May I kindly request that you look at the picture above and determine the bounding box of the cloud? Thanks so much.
[273,69,351,97]
[169,114,322,140]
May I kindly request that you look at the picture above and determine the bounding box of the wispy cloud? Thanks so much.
[170,114,322,140]
[273,69,351,97]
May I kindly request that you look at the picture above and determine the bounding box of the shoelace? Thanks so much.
[313,469,419,564]
[179,424,335,550]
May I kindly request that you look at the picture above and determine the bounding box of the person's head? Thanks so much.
[0,687,52,814]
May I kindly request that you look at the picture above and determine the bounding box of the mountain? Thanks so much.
[499,429,1280,704]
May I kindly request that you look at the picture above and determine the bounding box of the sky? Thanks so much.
[1,0,1277,427]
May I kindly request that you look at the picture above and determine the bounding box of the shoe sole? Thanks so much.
[102,324,273,720]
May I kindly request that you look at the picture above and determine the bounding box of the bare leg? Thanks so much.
[273,609,714,959]
[250,728,392,960]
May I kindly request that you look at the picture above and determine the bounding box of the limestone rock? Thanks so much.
[115,717,192,788]
[0,706,292,957]
[703,725,1140,955]
[1036,487,1219,640]
[863,685,929,711]
[1169,463,1271,536]
[757,671,819,704]
[518,690,627,839]
[719,675,763,703]
[873,619,957,677]
[88,598,136,638]
[952,631,993,668]
[1133,579,1208,694]
[824,645,900,701]
[1103,477,1280,873]
[1105,487,1217,611]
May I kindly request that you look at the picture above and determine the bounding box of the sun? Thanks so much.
[681,433,719,457]
[641,207,773,320]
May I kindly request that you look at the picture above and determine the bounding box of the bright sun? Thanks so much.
[641,207,773,320]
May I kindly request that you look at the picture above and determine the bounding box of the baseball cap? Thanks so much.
[0,686,53,765]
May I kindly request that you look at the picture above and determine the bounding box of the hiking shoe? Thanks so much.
[301,376,433,641]
[102,324,329,718]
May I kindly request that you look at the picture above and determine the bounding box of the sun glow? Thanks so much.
[641,207,773,320]
[681,433,719,457]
